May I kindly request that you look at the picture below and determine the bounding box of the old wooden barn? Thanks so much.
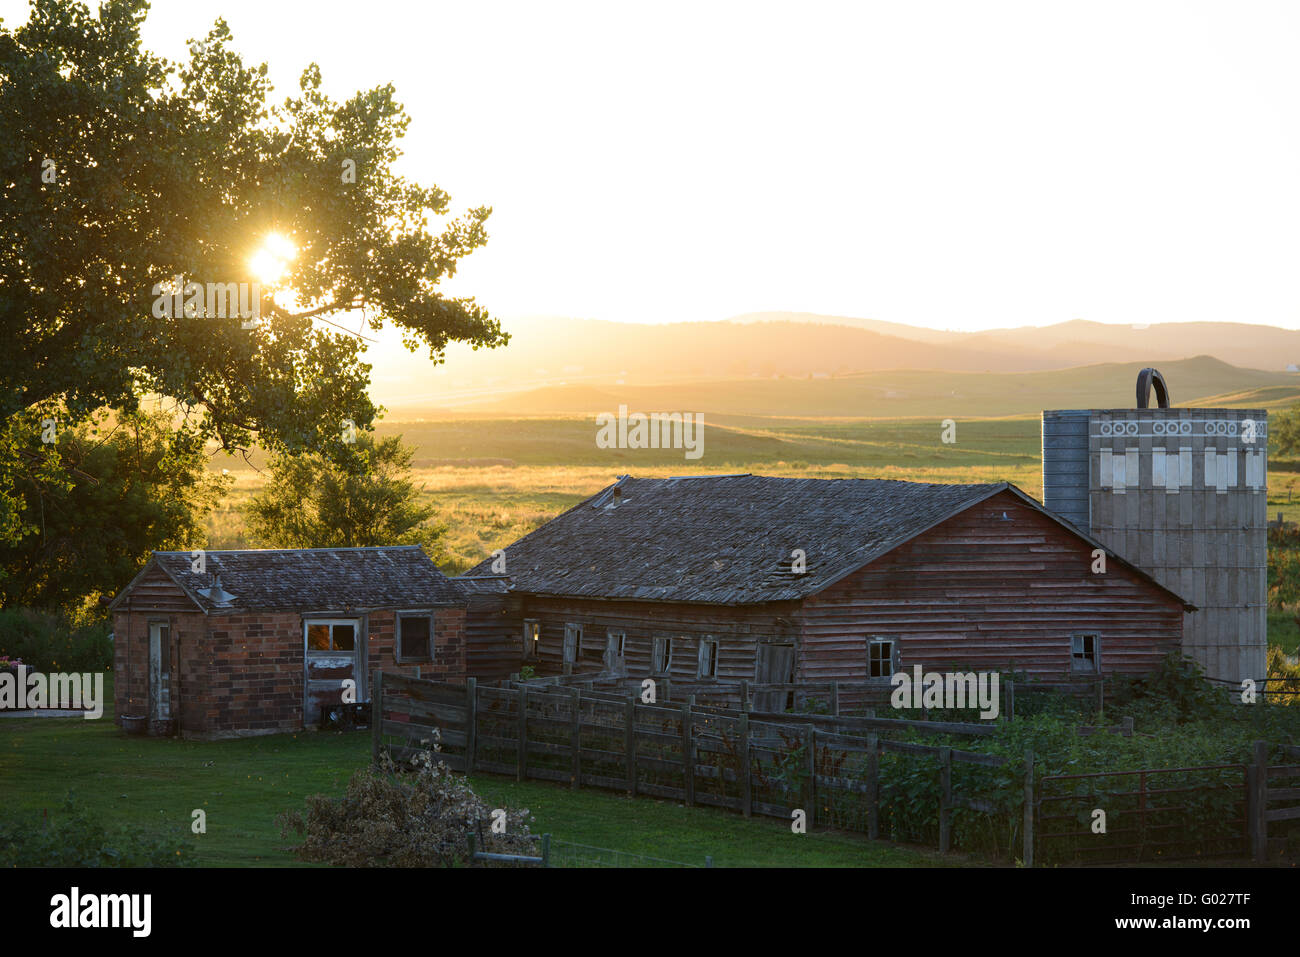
[465,475,1194,698]
[109,546,476,738]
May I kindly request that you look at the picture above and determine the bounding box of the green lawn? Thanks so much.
[0,682,962,867]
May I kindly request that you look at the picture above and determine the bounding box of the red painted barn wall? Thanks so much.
[796,489,1185,682]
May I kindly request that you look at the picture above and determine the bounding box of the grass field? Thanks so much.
[0,678,961,868]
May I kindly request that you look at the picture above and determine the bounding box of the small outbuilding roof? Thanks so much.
[110,546,465,613]
[465,474,1194,608]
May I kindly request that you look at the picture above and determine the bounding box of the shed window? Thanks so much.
[867,638,895,678]
[652,636,673,674]
[398,614,432,662]
[698,638,718,679]
[523,620,540,659]
[1071,634,1099,673]
[307,622,356,652]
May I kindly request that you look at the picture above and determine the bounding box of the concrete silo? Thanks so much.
[1042,370,1267,685]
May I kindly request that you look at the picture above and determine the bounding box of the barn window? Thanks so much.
[867,638,895,678]
[652,636,673,674]
[1071,634,1099,672]
[563,623,582,673]
[698,638,718,679]
[605,631,626,670]
[397,614,432,662]
[523,620,541,659]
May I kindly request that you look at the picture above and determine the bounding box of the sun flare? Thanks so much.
[249,232,296,284]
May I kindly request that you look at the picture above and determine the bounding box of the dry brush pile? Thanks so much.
[276,745,537,867]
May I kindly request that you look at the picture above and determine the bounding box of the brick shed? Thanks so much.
[109,546,469,739]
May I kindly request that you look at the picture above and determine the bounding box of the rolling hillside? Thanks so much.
[445,356,1300,418]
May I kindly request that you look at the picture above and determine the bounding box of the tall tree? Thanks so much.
[0,0,507,541]
[0,408,229,611]
[244,433,444,553]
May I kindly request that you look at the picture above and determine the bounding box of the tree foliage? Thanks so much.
[244,431,442,552]
[0,408,228,611]
[0,0,506,540]
[1270,404,1300,458]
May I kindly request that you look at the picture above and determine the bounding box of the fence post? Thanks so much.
[465,676,477,774]
[1253,740,1269,863]
[1246,761,1260,862]
[939,746,952,853]
[625,696,637,796]
[1096,677,1104,719]
[516,686,528,782]
[806,726,817,828]
[1022,748,1035,868]
[741,679,750,713]
[738,711,752,818]
[570,687,581,789]
[541,833,551,868]
[867,732,880,841]
[1005,678,1015,722]
[831,681,840,716]
[467,829,477,865]
[371,670,382,766]
[682,703,695,806]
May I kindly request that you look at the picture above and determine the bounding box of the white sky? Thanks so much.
[8,0,1300,332]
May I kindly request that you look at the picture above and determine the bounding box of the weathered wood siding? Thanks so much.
[464,594,520,680]
[796,489,1184,681]
[511,595,801,683]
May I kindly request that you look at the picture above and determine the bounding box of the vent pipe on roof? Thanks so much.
[1136,367,1171,409]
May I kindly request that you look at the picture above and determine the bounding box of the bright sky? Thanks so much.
[8,0,1300,332]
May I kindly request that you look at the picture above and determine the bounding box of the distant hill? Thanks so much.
[729,312,1300,373]
[368,311,1300,415]
[448,355,1298,419]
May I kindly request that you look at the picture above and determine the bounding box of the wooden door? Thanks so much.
[304,619,360,727]
[753,643,794,712]
[148,622,171,720]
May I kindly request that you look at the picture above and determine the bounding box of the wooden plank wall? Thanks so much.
[509,594,801,684]
[797,489,1185,680]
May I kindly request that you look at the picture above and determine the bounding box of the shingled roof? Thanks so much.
[465,474,1193,607]
[111,546,465,613]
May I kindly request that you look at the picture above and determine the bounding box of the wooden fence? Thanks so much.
[1250,741,1300,862]
[372,670,1025,860]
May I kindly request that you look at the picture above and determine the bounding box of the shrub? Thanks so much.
[0,608,112,673]
[0,794,194,867]
[276,748,537,867]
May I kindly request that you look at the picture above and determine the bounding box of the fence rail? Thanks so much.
[372,670,1019,859]
[373,672,1294,866]
[513,673,1108,720]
